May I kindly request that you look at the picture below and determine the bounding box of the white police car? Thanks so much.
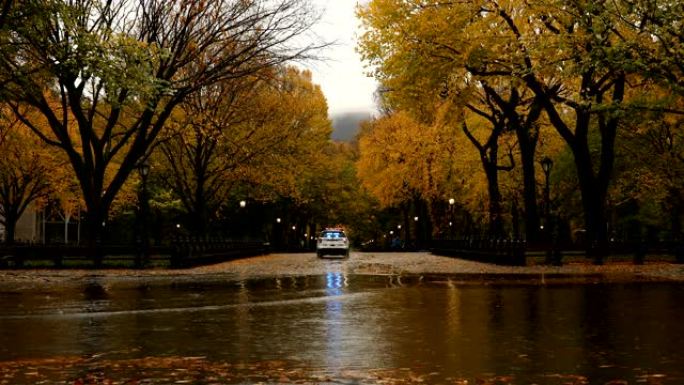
[316,228,350,258]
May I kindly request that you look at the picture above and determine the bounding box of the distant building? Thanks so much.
[0,202,79,244]
[0,203,44,243]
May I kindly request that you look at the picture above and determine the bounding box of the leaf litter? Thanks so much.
[0,356,665,385]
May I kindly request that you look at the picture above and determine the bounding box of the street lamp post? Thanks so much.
[413,216,419,250]
[541,157,552,229]
[274,217,282,251]
[540,156,554,264]
[137,161,151,268]
[448,198,455,238]
[238,200,247,239]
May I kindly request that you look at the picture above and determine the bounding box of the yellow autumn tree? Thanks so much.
[2,0,324,246]
[157,66,331,234]
[234,67,332,202]
[358,0,682,250]
[0,111,57,244]
[356,109,467,239]
[357,0,550,238]
[0,101,138,244]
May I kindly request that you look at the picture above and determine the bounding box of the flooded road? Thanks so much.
[1,269,683,384]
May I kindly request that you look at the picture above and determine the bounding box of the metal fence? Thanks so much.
[169,237,268,268]
[0,238,268,269]
[431,238,684,266]
[430,238,527,266]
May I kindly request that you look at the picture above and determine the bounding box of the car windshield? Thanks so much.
[321,231,346,239]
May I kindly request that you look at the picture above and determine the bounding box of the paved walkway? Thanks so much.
[1,252,683,289]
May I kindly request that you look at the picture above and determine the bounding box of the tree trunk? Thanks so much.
[484,162,504,237]
[414,196,422,249]
[64,214,71,244]
[669,188,682,239]
[521,72,623,262]
[83,202,110,267]
[422,198,433,245]
[83,206,107,244]
[413,197,432,249]
[402,202,410,249]
[573,144,609,260]
[461,117,508,239]
[511,200,520,238]
[516,127,540,242]
[190,209,207,236]
[192,166,209,236]
[582,189,609,260]
[480,84,542,242]
[3,213,16,245]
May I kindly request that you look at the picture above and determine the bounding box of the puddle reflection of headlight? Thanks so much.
[326,272,344,290]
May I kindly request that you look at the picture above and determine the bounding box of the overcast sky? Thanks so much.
[304,0,377,117]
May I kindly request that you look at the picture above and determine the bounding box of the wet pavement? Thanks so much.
[1,254,684,384]
[1,252,684,290]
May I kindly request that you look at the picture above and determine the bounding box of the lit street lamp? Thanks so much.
[273,217,283,251]
[448,198,455,238]
[414,216,420,250]
[237,200,248,239]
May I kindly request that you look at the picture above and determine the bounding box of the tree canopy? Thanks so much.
[0,0,324,242]
[357,0,684,251]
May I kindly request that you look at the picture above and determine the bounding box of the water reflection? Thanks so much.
[235,278,251,360]
[79,280,109,357]
[0,278,683,384]
[326,272,345,291]
[324,272,345,368]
